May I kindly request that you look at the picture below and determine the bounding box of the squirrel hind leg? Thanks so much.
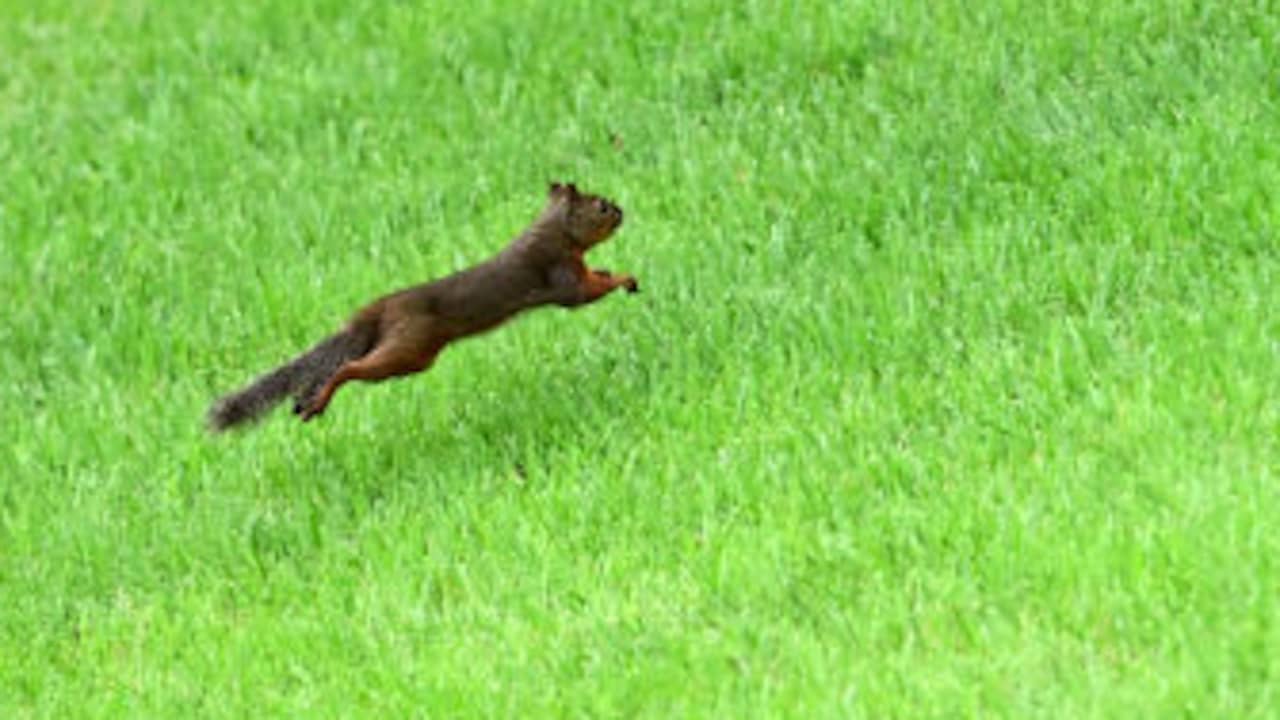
[291,326,381,415]
[299,339,441,422]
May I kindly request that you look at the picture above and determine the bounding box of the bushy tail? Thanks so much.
[207,325,376,432]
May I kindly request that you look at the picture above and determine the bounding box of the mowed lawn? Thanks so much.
[1,0,1276,716]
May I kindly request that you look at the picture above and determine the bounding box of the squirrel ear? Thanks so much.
[548,181,579,200]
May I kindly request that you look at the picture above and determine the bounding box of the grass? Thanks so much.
[1,0,1277,716]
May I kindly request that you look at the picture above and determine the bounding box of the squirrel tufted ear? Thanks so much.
[548,181,579,199]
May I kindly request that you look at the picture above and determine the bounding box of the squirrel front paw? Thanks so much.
[621,276,639,293]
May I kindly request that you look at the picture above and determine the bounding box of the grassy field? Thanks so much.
[2,0,1277,716]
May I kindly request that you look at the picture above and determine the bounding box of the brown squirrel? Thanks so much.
[207,182,637,431]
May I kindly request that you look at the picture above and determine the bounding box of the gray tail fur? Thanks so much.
[207,325,377,432]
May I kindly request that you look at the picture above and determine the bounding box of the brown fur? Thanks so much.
[207,182,637,431]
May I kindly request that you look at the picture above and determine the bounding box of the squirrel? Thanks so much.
[207,182,637,432]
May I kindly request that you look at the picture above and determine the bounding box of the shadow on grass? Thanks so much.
[247,340,656,491]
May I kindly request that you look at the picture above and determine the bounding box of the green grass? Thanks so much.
[2,0,1277,716]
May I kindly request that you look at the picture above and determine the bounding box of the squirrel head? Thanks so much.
[544,181,624,249]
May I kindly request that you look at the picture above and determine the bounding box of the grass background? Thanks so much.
[2,0,1277,716]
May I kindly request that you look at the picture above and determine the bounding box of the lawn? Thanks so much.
[1,0,1276,716]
